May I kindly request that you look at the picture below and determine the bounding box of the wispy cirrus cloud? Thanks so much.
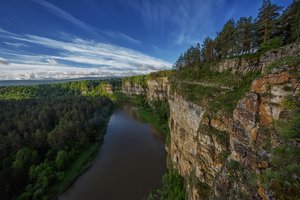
[104,31,141,45]
[0,28,171,80]
[32,0,141,45]
[0,57,9,65]
[32,0,99,36]
[121,0,227,45]
[4,42,28,48]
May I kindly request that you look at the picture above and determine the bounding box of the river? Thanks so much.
[59,105,167,200]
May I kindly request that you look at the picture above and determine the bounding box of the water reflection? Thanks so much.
[59,105,166,200]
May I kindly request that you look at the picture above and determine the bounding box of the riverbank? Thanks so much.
[59,106,167,200]
[0,83,115,200]
[45,128,107,199]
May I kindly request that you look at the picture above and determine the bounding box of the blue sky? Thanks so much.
[0,0,292,80]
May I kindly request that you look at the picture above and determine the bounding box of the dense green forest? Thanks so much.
[0,82,114,200]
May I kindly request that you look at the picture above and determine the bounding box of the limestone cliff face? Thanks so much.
[121,80,147,95]
[121,77,169,101]
[147,77,169,101]
[167,66,299,200]
[168,95,228,200]
[212,67,299,200]
[116,44,299,199]
[210,43,300,74]
[101,83,114,94]
[212,57,260,74]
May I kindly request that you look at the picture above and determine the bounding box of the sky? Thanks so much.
[0,0,292,80]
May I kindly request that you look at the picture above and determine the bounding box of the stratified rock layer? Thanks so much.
[210,43,300,74]
[121,81,146,95]
[147,77,169,101]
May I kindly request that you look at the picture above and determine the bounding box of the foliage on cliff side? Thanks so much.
[137,100,169,134]
[267,55,300,74]
[148,170,185,200]
[122,75,148,88]
[170,69,260,113]
[147,70,175,80]
[259,95,300,200]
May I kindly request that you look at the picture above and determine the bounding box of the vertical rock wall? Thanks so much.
[168,95,228,199]
[113,43,299,199]
[211,67,299,199]
[147,77,169,101]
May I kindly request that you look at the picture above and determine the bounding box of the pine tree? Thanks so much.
[201,37,215,64]
[194,43,201,78]
[255,0,282,45]
[236,17,254,54]
[280,0,300,44]
[173,54,185,70]
[185,45,201,68]
[215,19,236,58]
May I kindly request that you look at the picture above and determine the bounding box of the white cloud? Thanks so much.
[121,0,226,45]
[0,29,172,80]
[0,57,9,65]
[32,0,140,45]
[32,0,99,36]
[47,58,57,65]
[4,42,28,48]
[103,30,141,45]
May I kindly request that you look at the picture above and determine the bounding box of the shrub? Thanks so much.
[260,37,283,52]
[161,170,185,200]
[267,56,300,73]
[55,150,69,170]
[259,96,300,199]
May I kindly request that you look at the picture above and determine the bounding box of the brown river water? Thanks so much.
[59,105,167,200]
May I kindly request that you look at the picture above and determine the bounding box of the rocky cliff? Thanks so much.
[101,83,114,94]
[211,66,299,199]
[121,80,147,95]
[111,44,299,199]
[210,43,299,74]
[168,95,228,199]
[167,43,299,199]
[147,77,169,101]
[121,77,169,101]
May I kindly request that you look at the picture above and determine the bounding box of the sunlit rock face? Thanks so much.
[120,77,169,101]
[101,83,114,94]
[168,95,228,200]
[210,43,300,74]
[121,81,147,95]
[211,67,299,200]
[147,77,169,101]
[166,67,298,200]
[116,47,299,199]
[166,66,298,199]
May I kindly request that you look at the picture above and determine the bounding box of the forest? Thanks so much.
[0,82,114,200]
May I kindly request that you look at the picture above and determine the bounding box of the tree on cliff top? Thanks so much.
[201,37,215,64]
[255,0,282,44]
[215,19,236,58]
[280,0,300,44]
[236,17,254,54]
